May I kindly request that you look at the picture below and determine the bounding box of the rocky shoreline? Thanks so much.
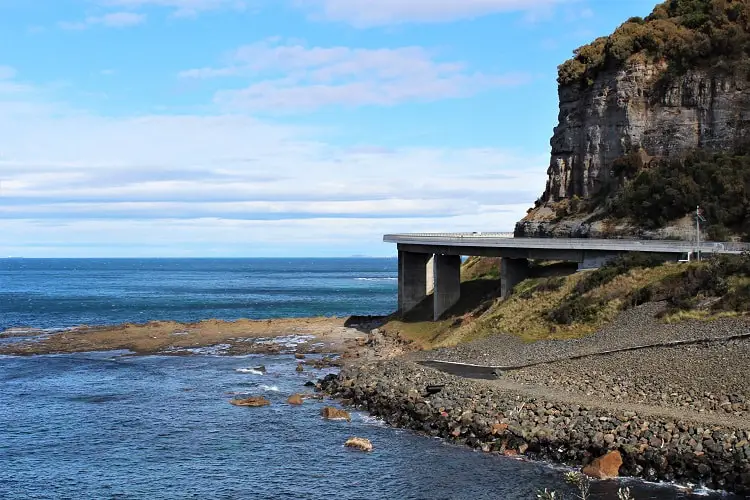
[320,360,750,495]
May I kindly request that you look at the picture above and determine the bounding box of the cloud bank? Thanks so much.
[0,68,545,257]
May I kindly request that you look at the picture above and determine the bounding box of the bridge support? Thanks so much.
[398,251,432,314]
[433,254,461,320]
[501,258,529,298]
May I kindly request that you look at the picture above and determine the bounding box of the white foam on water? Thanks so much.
[354,277,397,281]
[357,414,385,426]
[255,334,315,346]
[235,368,264,375]
[260,385,280,392]
[174,344,231,356]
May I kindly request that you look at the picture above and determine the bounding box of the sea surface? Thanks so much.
[0,259,740,499]
[0,258,399,331]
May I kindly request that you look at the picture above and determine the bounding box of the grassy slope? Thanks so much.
[386,256,746,350]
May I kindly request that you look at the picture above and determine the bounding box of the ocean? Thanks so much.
[0,259,738,499]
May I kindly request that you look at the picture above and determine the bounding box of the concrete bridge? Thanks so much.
[384,233,748,321]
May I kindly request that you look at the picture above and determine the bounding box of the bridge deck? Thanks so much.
[384,233,747,254]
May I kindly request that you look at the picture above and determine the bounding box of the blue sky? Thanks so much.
[0,0,658,257]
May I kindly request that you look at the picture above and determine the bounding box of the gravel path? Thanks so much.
[407,302,750,425]
[505,337,750,420]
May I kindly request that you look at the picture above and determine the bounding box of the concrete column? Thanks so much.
[433,254,461,321]
[398,251,432,314]
[501,258,529,298]
[426,255,435,295]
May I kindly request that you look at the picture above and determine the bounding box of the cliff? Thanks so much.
[518,0,750,239]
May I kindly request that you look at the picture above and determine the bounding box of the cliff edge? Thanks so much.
[518,0,750,240]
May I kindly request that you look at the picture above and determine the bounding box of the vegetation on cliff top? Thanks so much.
[558,0,750,86]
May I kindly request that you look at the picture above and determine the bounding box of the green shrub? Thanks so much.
[636,253,750,313]
[612,151,750,237]
[558,0,750,86]
[549,254,664,324]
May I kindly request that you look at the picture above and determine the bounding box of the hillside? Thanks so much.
[386,253,750,349]
[518,0,750,241]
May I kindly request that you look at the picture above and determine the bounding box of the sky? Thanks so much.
[0,0,659,258]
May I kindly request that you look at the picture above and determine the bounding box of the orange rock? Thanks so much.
[287,394,304,405]
[320,406,351,422]
[503,449,518,457]
[491,423,508,435]
[295,353,305,359]
[229,396,270,407]
[582,450,623,479]
[344,437,373,452]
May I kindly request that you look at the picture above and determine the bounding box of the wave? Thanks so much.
[260,385,280,392]
[235,368,264,375]
[354,277,398,282]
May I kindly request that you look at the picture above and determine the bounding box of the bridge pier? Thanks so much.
[501,258,529,298]
[398,251,432,314]
[433,254,461,320]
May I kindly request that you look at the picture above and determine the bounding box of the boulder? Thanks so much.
[296,364,304,372]
[321,406,352,422]
[582,450,623,479]
[295,353,306,359]
[345,437,373,452]
[491,423,509,435]
[229,396,270,407]
[254,365,267,373]
[287,394,304,405]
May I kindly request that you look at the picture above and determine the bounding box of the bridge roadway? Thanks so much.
[383,232,748,321]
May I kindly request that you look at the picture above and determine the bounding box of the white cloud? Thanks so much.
[60,11,146,29]
[295,0,565,27]
[0,70,546,257]
[101,0,246,17]
[181,39,530,112]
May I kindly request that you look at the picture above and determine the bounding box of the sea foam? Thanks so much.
[236,368,264,375]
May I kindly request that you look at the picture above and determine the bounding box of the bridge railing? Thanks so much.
[385,232,515,238]
[384,234,750,254]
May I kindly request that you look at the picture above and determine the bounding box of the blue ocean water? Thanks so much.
[0,259,739,499]
[0,258,398,331]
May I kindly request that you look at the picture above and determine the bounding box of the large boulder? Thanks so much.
[321,406,351,422]
[345,437,373,452]
[582,450,623,479]
[230,396,270,407]
[287,394,304,405]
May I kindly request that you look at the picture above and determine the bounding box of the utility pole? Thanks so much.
[695,205,706,261]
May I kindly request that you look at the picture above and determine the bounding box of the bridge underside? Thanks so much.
[396,243,680,320]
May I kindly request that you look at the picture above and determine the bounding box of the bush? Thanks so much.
[548,253,664,324]
[558,0,750,86]
[640,253,750,313]
[611,151,750,237]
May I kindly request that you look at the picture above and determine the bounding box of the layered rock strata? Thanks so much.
[518,60,750,238]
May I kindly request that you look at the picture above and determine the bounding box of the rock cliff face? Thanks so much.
[545,61,750,203]
[518,59,750,238]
